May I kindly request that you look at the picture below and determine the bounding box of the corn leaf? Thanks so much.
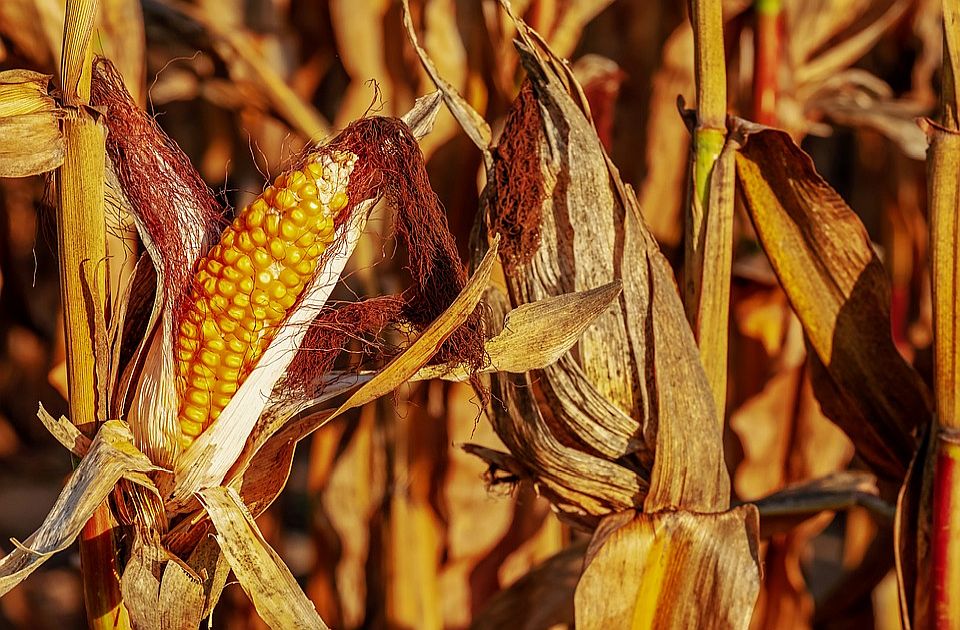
[199,486,329,630]
[574,506,760,630]
[472,543,585,630]
[732,120,931,480]
[0,69,63,176]
[402,0,492,154]
[0,421,156,596]
[413,281,622,382]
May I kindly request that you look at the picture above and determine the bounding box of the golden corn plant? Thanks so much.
[407,1,761,627]
[0,2,627,626]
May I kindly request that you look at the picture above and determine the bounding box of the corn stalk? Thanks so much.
[686,0,734,420]
[57,0,129,626]
[929,3,960,627]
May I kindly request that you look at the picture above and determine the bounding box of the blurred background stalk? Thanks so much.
[753,0,780,125]
[928,2,960,627]
[686,0,734,422]
[57,0,129,626]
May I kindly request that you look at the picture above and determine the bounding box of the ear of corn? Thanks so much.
[175,150,357,448]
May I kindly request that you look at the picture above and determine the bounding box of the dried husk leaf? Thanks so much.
[120,529,166,630]
[0,70,63,176]
[402,0,492,154]
[573,507,760,630]
[157,555,205,629]
[412,281,623,382]
[409,5,727,515]
[471,542,586,630]
[895,425,935,629]
[732,120,931,480]
[754,471,892,537]
[187,533,231,620]
[198,486,329,630]
[0,420,156,596]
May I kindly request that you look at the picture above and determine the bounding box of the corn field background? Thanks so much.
[0,0,953,628]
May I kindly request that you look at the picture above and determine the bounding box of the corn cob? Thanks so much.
[175,150,357,448]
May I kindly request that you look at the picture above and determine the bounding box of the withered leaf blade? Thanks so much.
[401,0,492,153]
[413,281,623,382]
[751,470,893,537]
[0,111,64,177]
[471,542,586,630]
[120,529,204,630]
[732,120,930,479]
[198,486,329,630]
[187,532,231,620]
[0,421,156,596]
[158,555,205,629]
[895,425,935,628]
[574,507,760,630]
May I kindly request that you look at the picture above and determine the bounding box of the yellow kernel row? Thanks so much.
[174,151,356,448]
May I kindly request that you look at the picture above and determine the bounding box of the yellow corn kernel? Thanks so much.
[175,151,357,446]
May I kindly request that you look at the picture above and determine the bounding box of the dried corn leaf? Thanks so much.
[413,281,622,381]
[754,471,892,537]
[120,529,204,630]
[732,120,931,480]
[187,533,231,620]
[574,507,760,629]
[120,530,167,630]
[402,0,492,153]
[199,486,329,630]
[0,420,156,596]
[471,542,585,630]
[0,69,63,176]
[895,426,935,628]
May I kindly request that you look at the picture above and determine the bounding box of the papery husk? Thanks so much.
[0,69,64,177]
[0,420,157,596]
[409,1,727,517]
[199,486,329,630]
[731,119,931,481]
[573,507,760,629]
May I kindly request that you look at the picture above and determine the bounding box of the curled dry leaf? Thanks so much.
[573,507,761,630]
[732,119,931,480]
[199,486,329,630]
[0,421,157,596]
[753,471,892,533]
